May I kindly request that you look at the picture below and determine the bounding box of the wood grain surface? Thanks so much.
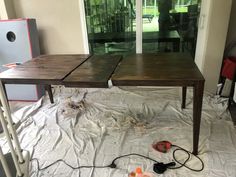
[0,54,90,85]
[112,53,204,86]
[63,55,122,88]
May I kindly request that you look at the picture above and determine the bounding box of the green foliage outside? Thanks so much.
[143,0,199,6]
[143,6,188,15]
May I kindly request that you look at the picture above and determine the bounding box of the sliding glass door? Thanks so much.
[83,0,202,58]
[142,0,202,58]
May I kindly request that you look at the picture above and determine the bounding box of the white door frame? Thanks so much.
[78,0,90,54]
[195,0,213,71]
[136,0,143,53]
[79,0,143,54]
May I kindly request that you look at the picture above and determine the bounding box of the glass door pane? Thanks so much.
[142,0,202,58]
[84,0,136,55]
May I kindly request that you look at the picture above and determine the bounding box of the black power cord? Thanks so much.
[31,153,158,171]
[153,144,204,174]
[31,146,204,174]
[169,144,204,172]
[32,158,110,171]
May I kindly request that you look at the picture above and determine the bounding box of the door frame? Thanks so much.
[136,0,143,53]
[78,0,90,54]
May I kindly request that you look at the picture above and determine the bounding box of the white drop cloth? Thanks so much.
[1,86,236,177]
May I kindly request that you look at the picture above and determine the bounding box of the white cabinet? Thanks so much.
[0,18,44,101]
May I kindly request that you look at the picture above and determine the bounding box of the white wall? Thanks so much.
[0,0,16,19]
[195,0,232,93]
[12,0,86,54]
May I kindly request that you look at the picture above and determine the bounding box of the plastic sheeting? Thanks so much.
[1,86,236,177]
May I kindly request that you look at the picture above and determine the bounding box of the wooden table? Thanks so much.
[112,53,205,155]
[63,55,121,88]
[0,54,89,103]
[89,31,180,52]
[0,53,204,155]
[0,54,122,103]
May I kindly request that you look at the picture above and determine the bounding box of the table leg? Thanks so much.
[192,81,204,155]
[182,86,187,109]
[173,40,180,52]
[45,85,54,103]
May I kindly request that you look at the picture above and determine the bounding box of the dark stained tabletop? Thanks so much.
[63,55,122,88]
[0,53,204,87]
[112,53,205,86]
[0,54,90,85]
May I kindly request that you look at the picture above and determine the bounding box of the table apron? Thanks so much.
[111,80,202,87]
[0,79,62,86]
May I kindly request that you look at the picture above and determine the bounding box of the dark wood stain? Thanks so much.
[0,54,90,84]
[63,55,122,88]
[112,53,204,86]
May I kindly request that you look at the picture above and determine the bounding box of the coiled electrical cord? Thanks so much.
[169,144,204,172]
